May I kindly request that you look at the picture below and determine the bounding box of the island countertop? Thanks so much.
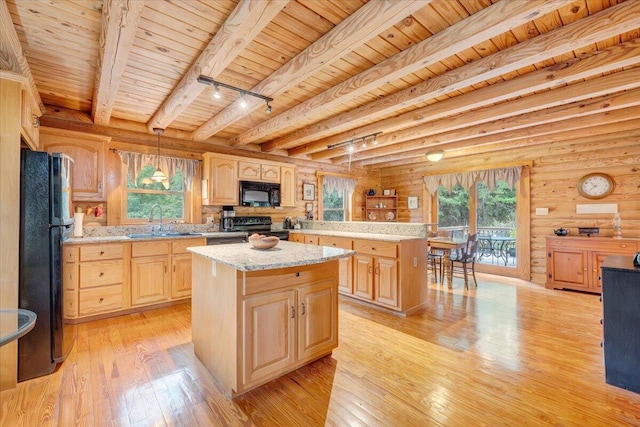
[289,229,425,242]
[188,240,355,271]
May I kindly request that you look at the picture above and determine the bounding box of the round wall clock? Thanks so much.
[577,172,615,199]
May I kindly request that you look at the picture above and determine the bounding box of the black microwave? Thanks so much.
[240,181,280,207]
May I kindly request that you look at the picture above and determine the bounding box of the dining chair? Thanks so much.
[449,232,479,288]
[427,246,444,284]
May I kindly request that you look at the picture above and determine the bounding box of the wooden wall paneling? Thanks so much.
[0,78,22,391]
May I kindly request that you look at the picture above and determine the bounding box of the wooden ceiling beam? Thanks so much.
[315,65,640,162]
[0,0,44,114]
[349,108,640,167]
[92,0,144,126]
[146,0,287,132]
[191,0,431,142]
[241,0,574,150]
[287,1,640,157]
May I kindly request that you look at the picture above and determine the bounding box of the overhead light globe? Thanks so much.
[426,150,444,162]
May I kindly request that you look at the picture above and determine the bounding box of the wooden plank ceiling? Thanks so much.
[5,0,640,169]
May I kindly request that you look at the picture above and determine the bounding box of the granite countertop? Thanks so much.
[288,229,425,242]
[64,231,247,244]
[189,240,355,271]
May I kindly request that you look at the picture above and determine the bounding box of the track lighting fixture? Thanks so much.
[197,75,273,113]
[327,131,383,151]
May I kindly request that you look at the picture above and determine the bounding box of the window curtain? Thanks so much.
[324,175,356,195]
[117,151,198,190]
[423,166,522,195]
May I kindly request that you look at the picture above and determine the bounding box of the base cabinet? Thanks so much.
[63,237,204,321]
[192,258,338,397]
[290,232,428,314]
[546,237,639,293]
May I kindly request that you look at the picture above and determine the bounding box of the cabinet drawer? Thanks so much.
[79,260,123,288]
[80,243,123,261]
[78,284,122,316]
[172,238,205,254]
[318,236,353,250]
[132,241,170,257]
[63,246,78,262]
[244,262,337,296]
[304,235,319,245]
[353,240,397,258]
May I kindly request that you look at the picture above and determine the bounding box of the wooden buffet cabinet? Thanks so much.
[545,236,639,294]
[62,237,204,321]
[290,232,428,315]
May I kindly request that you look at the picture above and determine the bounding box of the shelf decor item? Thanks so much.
[612,213,622,239]
[302,182,315,201]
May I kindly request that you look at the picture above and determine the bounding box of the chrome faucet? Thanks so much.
[148,204,164,235]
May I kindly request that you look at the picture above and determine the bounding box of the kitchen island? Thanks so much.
[188,240,354,398]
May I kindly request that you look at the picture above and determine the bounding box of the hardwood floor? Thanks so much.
[2,274,639,426]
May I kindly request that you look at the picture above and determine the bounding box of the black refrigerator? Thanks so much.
[18,150,76,382]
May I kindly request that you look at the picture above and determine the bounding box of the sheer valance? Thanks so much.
[423,166,522,195]
[324,175,356,195]
[117,150,198,190]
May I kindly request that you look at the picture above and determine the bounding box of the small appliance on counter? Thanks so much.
[220,205,235,231]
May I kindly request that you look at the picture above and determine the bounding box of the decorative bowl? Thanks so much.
[248,234,280,249]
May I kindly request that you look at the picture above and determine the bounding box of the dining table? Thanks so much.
[427,237,468,288]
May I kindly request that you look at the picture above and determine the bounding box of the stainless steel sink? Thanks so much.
[127,232,202,238]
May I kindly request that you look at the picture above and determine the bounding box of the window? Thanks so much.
[437,183,469,231]
[322,186,347,221]
[125,165,186,222]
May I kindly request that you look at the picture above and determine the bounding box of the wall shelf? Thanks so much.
[366,195,397,222]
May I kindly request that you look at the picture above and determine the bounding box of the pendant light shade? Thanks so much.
[151,128,167,182]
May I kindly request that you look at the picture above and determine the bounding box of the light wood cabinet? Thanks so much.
[238,160,280,183]
[42,129,109,202]
[203,153,238,205]
[318,236,353,294]
[280,165,296,207]
[131,241,169,306]
[192,258,338,397]
[63,237,204,321]
[546,236,639,294]
[290,232,428,315]
[20,90,39,150]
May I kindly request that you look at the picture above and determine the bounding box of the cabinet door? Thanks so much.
[289,233,304,243]
[21,90,39,150]
[171,253,192,298]
[375,257,398,307]
[261,164,280,182]
[131,255,169,305]
[298,280,337,361]
[242,290,296,387]
[280,166,296,206]
[354,254,374,300]
[549,249,588,290]
[238,161,261,180]
[210,158,238,205]
[44,136,106,201]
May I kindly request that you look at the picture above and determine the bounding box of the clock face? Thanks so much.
[577,173,615,199]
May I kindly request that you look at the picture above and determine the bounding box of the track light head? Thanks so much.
[239,93,247,109]
[213,84,221,99]
[265,101,272,113]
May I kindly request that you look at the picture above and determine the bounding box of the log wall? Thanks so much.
[377,130,640,285]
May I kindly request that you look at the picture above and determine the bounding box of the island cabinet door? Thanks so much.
[242,290,296,388]
[297,280,338,362]
[374,257,399,308]
[354,254,374,300]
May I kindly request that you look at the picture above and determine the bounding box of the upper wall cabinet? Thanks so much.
[238,160,280,183]
[280,166,296,207]
[20,90,40,150]
[42,128,111,202]
[203,153,239,206]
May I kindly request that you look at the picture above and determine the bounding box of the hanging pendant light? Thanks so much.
[151,128,167,182]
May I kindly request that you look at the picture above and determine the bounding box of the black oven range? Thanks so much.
[232,216,289,240]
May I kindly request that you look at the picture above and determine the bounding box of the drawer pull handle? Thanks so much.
[99,298,104,303]
[301,303,306,315]
[100,251,104,255]
[296,272,300,277]
[290,306,295,319]
[369,266,373,274]
[375,267,380,275]
[99,272,104,277]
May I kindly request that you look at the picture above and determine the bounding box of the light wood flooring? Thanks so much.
[2,274,640,426]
